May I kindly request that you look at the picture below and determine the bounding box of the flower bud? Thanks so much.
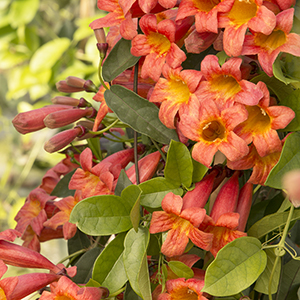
[282,170,300,207]
[65,76,98,93]
[44,107,95,129]
[56,80,85,93]
[12,105,70,134]
[97,42,108,59]
[94,28,106,44]
[44,126,86,153]
[51,96,89,107]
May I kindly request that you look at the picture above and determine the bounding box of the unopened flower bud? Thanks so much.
[83,79,98,93]
[65,76,98,93]
[52,96,82,107]
[97,43,108,59]
[56,80,85,93]
[44,126,86,153]
[44,107,95,129]
[94,28,106,44]
[282,170,300,208]
[12,105,70,134]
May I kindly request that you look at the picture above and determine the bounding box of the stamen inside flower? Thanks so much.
[193,0,221,12]
[210,74,241,98]
[228,0,258,24]
[244,105,271,132]
[201,120,226,142]
[171,287,198,300]
[168,79,191,104]
[147,32,171,55]
[254,30,287,51]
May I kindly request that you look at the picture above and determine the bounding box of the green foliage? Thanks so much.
[202,237,267,297]
[104,85,179,144]
[168,261,194,279]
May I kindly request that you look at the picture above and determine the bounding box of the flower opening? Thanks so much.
[254,29,287,51]
[193,0,221,12]
[210,75,241,98]
[228,0,258,24]
[148,32,171,55]
[201,120,226,142]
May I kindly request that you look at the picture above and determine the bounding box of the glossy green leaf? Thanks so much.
[164,140,193,188]
[265,132,300,189]
[273,55,300,85]
[9,0,39,27]
[168,261,194,279]
[51,170,76,197]
[115,169,132,197]
[192,157,208,183]
[139,177,183,208]
[30,38,71,73]
[254,249,281,294]
[121,185,142,232]
[102,38,140,82]
[247,209,300,239]
[93,232,127,294]
[72,247,102,284]
[124,283,143,300]
[123,227,151,300]
[69,194,133,235]
[105,85,179,144]
[86,278,101,287]
[251,72,294,103]
[278,89,300,131]
[202,237,267,297]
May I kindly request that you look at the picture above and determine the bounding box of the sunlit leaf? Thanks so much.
[105,85,179,144]
[168,261,194,279]
[265,132,300,189]
[202,237,267,297]
[9,0,39,27]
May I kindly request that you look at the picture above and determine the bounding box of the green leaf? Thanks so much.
[276,258,300,300]
[168,261,194,279]
[254,249,281,294]
[251,72,294,103]
[93,232,127,294]
[139,177,183,208]
[123,227,151,300]
[102,38,140,82]
[124,283,143,300]
[164,140,193,188]
[247,209,300,239]
[30,38,71,73]
[115,169,132,197]
[105,85,179,144]
[202,237,267,297]
[69,195,133,235]
[51,170,76,197]
[278,89,300,131]
[265,132,300,189]
[121,185,142,232]
[192,157,208,183]
[72,247,101,284]
[68,229,91,264]
[9,0,39,27]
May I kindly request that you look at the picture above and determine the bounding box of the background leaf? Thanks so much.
[202,237,267,297]
[164,140,193,188]
[265,132,300,189]
[102,38,140,82]
[115,169,132,197]
[50,170,76,197]
[105,85,179,144]
[168,261,194,279]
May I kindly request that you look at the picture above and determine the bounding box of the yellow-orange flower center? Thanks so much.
[0,288,7,300]
[168,78,191,104]
[254,29,287,51]
[210,74,241,100]
[171,287,199,300]
[55,294,75,300]
[245,105,271,132]
[193,0,221,12]
[147,32,171,56]
[228,0,258,25]
[201,120,226,142]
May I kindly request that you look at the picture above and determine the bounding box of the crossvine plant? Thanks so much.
[2,0,300,299]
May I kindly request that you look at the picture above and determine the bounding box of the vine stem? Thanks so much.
[268,204,294,300]
[98,56,109,90]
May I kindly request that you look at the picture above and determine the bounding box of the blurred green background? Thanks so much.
[0,0,104,232]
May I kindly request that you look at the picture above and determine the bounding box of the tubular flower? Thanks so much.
[197,55,263,109]
[158,277,208,300]
[39,276,108,300]
[131,14,186,81]
[178,98,249,168]
[227,143,282,185]
[176,0,234,34]
[149,192,213,257]
[241,8,300,76]
[149,64,203,129]
[234,81,295,157]
[218,0,276,56]
[89,0,137,40]
[199,172,247,257]
[69,147,135,199]
[43,191,82,240]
